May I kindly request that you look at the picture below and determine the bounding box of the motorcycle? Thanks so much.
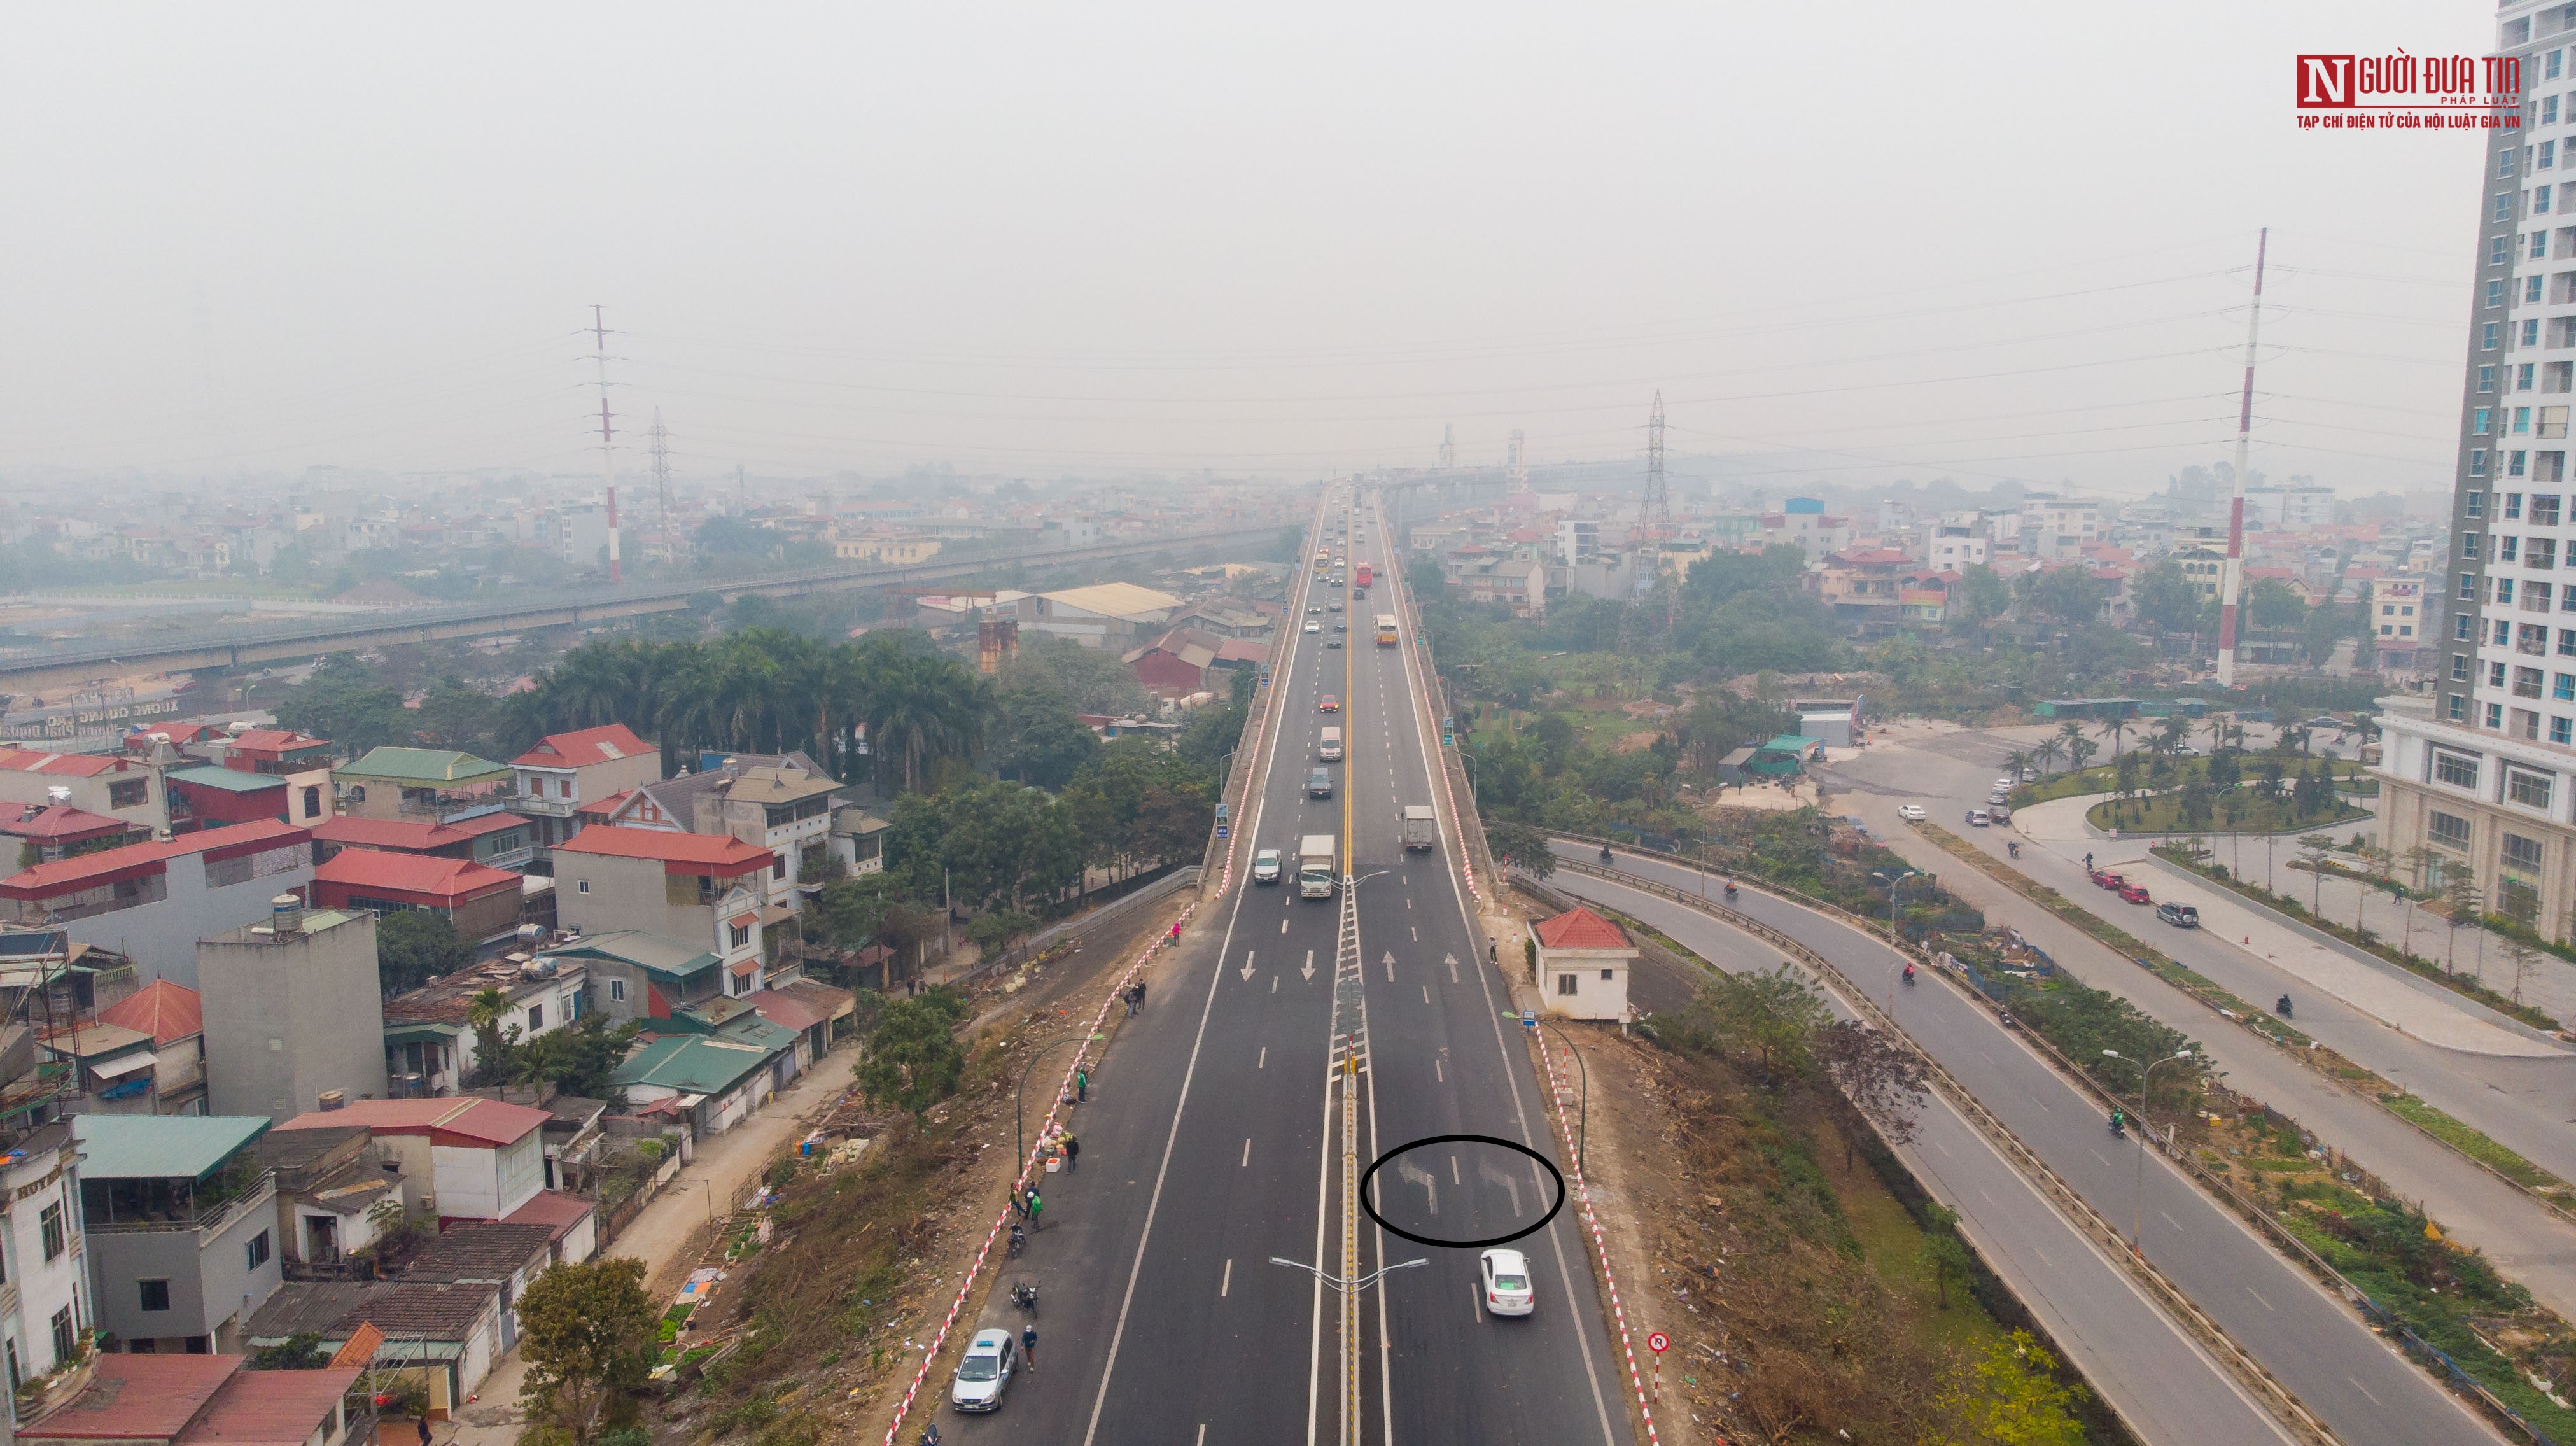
[1902,965,1916,986]
[1722,881,1738,899]
[1600,845,1614,865]
[2108,1114,2126,1139]
[2275,993,2294,1020]
[2006,841,2020,859]
[1007,1223,1027,1259]
[1998,1008,2016,1030]
[920,1426,942,1446]
[1011,1279,1039,1314]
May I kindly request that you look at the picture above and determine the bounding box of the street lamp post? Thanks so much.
[668,1177,716,1225]
[1872,869,1920,1012]
[1016,1035,1088,1166]
[2101,1048,2195,1251]
[1531,1018,1589,1170]
[1459,751,1479,804]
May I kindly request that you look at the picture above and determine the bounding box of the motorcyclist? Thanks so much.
[2109,1109,2126,1135]
[1902,962,1916,985]
[2007,841,2020,858]
[1600,844,1614,865]
[2083,852,2095,871]
[2276,993,2294,1018]
[1722,878,1738,897]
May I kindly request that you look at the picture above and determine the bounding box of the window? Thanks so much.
[2494,659,2511,687]
[39,1202,63,1261]
[2558,673,2574,699]
[2466,532,2486,558]
[2527,622,2552,652]
[2538,538,2561,568]
[2563,627,2576,654]
[1601,968,1616,980]
[526,1004,542,1032]
[2530,321,2547,349]
[2507,150,2523,178]
[2525,362,2542,391]
[2505,535,2523,561]
[2450,692,2470,720]
[2537,229,2554,260]
[2472,489,2490,518]
[246,1230,270,1271]
[2479,407,2496,436]
[2558,717,2573,744]
[772,852,788,880]
[2511,491,2528,518]
[139,1279,170,1312]
[2488,321,2505,351]
[2499,577,2517,603]
[2543,185,2556,214]
[2512,769,2558,809]
[300,785,321,817]
[2491,701,2509,729]
[577,880,590,894]
[2493,278,2511,308]
[2435,750,2483,789]
[2551,139,2563,168]
[2517,450,2533,477]
[106,779,147,810]
[2498,235,2517,265]
[2554,95,2566,124]
[2553,49,2565,81]
[2474,449,2492,476]
[2539,495,2565,525]
[49,1309,72,1368]
[2502,192,2519,222]
[608,978,626,1002]
[2461,615,2479,640]
[729,923,751,948]
[2484,363,2502,391]
[2431,810,2474,850]
[2456,654,2474,681]
[2535,275,2551,303]
[1556,974,1579,996]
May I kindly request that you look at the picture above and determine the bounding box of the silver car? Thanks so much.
[950,1328,1019,1412]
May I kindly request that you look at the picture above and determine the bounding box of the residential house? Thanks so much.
[1529,906,1635,1023]
[1124,628,1226,699]
[0,1123,92,1387]
[1920,514,1992,572]
[1758,501,1854,559]
[2170,543,2228,603]
[552,828,771,998]
[0,820,314,989]
[43,1022,160,1116]
[162,766,297,832]
[2019,494,2102,559]
[270,1097,552,1226]
[251,1123,402,1270]
[740,978,858,1063]
[1,803,141,866]
[202,729,336,777]
[1814,549,1912,636]
[75,1113,281,1354]
[311,851,523,945]
[612,1034,780,1136]
[0,750,164,834]
[643,998,802,1091]
[499,1180,598,1263]
[308,811,531,872]
[242,1279,501,1419]
[381,954,589,1098]
[400,1221,559,1354]
[1452,556,1548,617]
[2369,574,2426,673]
[1898,570,1956,629]
[600,751,844,916]
[199,902,389,1121]
[506,724,663,853]
[829,528,942,565]
[332,748,510,823]
[94,981,207,1115]
[530,930,720,1027]
[16,1352,361,1446]
[827,803,889,878]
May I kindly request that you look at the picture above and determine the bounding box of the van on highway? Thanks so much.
[1320,727,1343,760]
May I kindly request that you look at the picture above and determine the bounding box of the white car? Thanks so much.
[1480,1248,1534,1316]
[1897,804,1927,822]
[1305,620,1322,633]
[950,1328,1019,1412]
[1994,778,2017,792]
[1253,848,1283,885]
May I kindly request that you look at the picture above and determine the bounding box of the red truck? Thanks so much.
[1355,562,1373,589]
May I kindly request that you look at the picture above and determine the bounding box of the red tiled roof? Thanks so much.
[1532,906,1630,951]
[514,724,655,769]
[311,813,520,852]
[22,1352,238,1440]
[99,979,204,1045]
[0,818,307,899]
[500,1189,598,1242]
[223,729,329,755]
[742,987,830,1033]
[315,849,519,901]
[177,1366,363,1446]
[0,748,125,779]
[0,804,130,842]
[559,824,770,873]
[275,1096,549,1148]
[126,722,220,750]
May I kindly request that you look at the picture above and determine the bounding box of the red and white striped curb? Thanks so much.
[1532,1026,1692,1446]
[879,900,1200,1445]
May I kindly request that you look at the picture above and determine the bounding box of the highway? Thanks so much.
[934,489,1632,1445]
[1544,842,2503,1446]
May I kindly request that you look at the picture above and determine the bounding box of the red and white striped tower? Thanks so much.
[589,304,622,584]
[2215,229,2269,688]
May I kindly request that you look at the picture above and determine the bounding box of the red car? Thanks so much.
[1320,694,1340,713]
[2092,871,2125,891]
[2120,883,2152,904]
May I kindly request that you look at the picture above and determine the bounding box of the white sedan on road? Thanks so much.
[1304,620,1321,633]
[1897,804,1927,822]
[1480,1248,1534,1316]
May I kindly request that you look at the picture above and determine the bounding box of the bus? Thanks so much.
[1354,562,1372,588]
[1375,613,1399,646]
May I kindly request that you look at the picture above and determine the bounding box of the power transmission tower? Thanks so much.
[585,305,623,583]
[2215,229,2269,689]
[1507,429,1528,490]
[1439,423,1455,472]
[1637,391,1667,540]
[648,409,673,547]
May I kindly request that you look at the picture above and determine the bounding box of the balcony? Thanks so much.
[84,1165,274,1238]
[509,791,582,819]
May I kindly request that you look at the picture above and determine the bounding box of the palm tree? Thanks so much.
[2099,715,2131,762]
[2031,734,2064,777]
[869,652,983,793]
[2005,749,2031,783]
[2152,717,2188,757]
[2066,734,2099,775]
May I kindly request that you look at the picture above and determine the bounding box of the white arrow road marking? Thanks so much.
[1397,1156,1438,1216]
[1384,952,1396,981]
[1445,953,1458,983]
[1241,950,1257,982]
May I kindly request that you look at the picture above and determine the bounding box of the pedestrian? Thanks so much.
[1169,920,1182,942]
[1123,984,1138,1016]
[1027,1188,1044,1231]
[1021,1324,1038,1372]
[1487,942,1497,965]
[417,1417,433,1446]
[1134,979,1146,1011]
[1075,1066,1089,1102]
[1063,1134,1080,1173]
[1009,1185,1026,1219]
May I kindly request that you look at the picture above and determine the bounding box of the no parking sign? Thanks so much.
[1648,1331,1669,1400]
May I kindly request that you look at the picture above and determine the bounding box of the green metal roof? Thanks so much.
[540,930,719,982]
[612,1034,780,1096]
[164,765,285,794]
[335,747,510,786]
[73,1113,269,1181]
[1757,734,1816,754]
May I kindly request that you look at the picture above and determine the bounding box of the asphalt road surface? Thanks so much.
[935,490,1632,1446]
[1546,841,2502,1446]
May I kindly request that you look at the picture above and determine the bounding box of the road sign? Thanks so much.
[1216,825,1229,839]
[1520,1009,1537,1031]
[1648,1331,1669,1354]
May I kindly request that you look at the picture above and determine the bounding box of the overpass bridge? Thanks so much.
[0,523,1285,693]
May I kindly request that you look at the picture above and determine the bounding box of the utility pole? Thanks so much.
[736,463,748,513]
[1507,428,1528,491]
[586,305,622,583]
[648,409,674,547]
[1439,423,1455,472]
[2215,229,2269,689]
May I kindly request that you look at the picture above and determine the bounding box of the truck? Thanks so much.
[1401,804,1438,851]
[1320,727,1343,761]
[1299,834,1337,898]
[1355,562,1373,588]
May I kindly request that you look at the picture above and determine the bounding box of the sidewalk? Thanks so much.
[444,1047,859,1446]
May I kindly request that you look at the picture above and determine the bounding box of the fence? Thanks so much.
[960,866,1204,988]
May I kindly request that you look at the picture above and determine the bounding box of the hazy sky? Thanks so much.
[0,3,2502,498]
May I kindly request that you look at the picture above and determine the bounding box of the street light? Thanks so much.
[1871,869,1922,1012]
[1459,751,1479,804]
[2101,1048,2195,1251]
[668,1177,717,1225]
[1269,1256,1429,1293]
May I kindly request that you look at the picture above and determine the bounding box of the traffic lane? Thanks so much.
[1544,874,2309,1446]
[1557,853,2500,1446]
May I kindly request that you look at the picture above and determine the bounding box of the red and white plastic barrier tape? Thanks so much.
[879,900,1199,1445]
[1530,1025,1685,1446]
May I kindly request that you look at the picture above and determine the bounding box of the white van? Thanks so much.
[1320,727,1343,761]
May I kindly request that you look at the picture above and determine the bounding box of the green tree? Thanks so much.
[374,909,474,998]
[2295,834,2336,914]
[1915,1205,1974,1309]
[989,685,1100,789]
[1932,1331,2087,1446]
[2129,559,2208,635]
[273,660,408,755]
[515,1256,661,1445]
[853,988,969,1120]
[1944,565,2013,636]
[1487,821,1555,878]
[249,1332,330,1370]
[2020,566,2107,628]
[1675,965,1828,1079]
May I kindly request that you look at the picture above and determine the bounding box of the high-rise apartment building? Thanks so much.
[2379,0,2576,938]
